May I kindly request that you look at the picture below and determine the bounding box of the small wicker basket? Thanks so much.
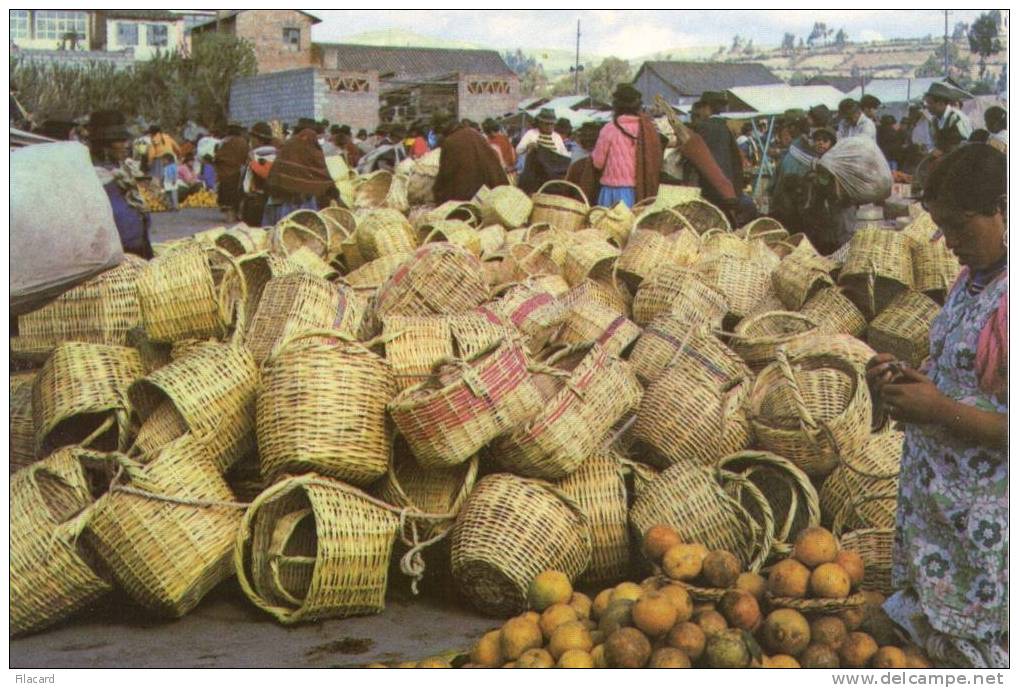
[530,180,590,233]
[243,272,342,365]
[354,208,417,262]
[480,185,533,229]
[672,198,730,234]
[628,318,747,386]
[450,473,592,617]
[215,225,270,256]
[772,252,837,311]
[136,244,229,343]
[911,237,962,303]
[388,338,544,469]
[562,240,619,287]
[800,287,868,337]
[420,220,482,256]
[820,430,902,530]
[257,330,395,486]
[344,252,412,290]
[10,372,38,474]
[554,300,642,357]
[587,202,635,247]
[730,311,820,372]
[375,243,490,319]
[483,285,566,354]
[632,265,728,328]
[866,290,940,368]
[695,254,773,320]
[838,228,915,318]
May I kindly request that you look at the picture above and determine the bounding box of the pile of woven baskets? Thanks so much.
[10,179,948,637]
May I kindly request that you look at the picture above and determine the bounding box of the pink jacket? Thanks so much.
[591,115,639,187]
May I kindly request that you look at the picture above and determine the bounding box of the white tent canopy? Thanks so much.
[718,84,848,118]
[844,77,943,105]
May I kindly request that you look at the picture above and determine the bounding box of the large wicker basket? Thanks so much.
[911,237,962,303]
[554,300,641,357]
[234,474,401,624]
[800,286,868,337]
[128,341,258,472]
[554,450,630,585]
[562,277,632,318]
[13,257,144,361]
[344,252,411,290]
[628,318,748,386]
[375,243,490,319]
[632,360,752,469]
[420,220,482,256]
[562,240,619,287]
[615,230,681,291]
[834,495,897,595]
[257,330,395,486]
[388,338,543,469]
[33,342,144,456]
[450,473,592,617]
[820,429,902,530]
[866,290,940,368]
[783,332,878,377]
[530,180,590,233]
[632,265,727,327]
[772,252,836,311]
[482,284,566,354]
[696,254,773,320]
[629,462,774,571]
[11,447,114,636]
[382,314,455,392]
[243,272,342,365]
[672,198,730,233]
[749,350,871,478]
[215,225,270,257]
[730,311,820,372]
[587,202,635,247]
[490,344,642,480]
[838,228,915,318]
[273,210,331,258]
[480,185,533,229]
[85,434,242,617]
[11,372,38,474]
[354,208,417,262]
[136,244,228,343]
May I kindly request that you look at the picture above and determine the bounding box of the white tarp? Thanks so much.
[724,84,848,116]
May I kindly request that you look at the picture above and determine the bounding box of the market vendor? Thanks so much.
[589,83,662,207]
[263,119,336,225]
[866,143,1007,669]
[433,114,508,203]
[87,109,153,259]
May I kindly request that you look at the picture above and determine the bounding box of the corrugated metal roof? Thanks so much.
[324,43,515,80]
[844,78,944,104]
[723,84,848,116]
[637,61,783,96]
[805,75,871,93]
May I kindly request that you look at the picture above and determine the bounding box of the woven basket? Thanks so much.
[85,434,242,617]
[344,252,411,290]
[633,207,696,236]
[11,372,38,474]
[258,330,395,485]
[10,447,114,636]
[772,252,837,310]
[507,241,562,280]
[867,290,940,368]
[355,208,417,262]
[562,240,619,287]
[632,265,727,327]
[774,233,820,260]
[554,300,642,357]
[616,230,684,291]
[630,463,774,571]
[285,246,339,281]
[587,202,635,247]
[572,227,615,245]
[696,254,773,320]
[217,252,299,332]
[629,318,748,386]
[128,341,258,472]
[353,170,394,209]
[554,449,630,585]
[450,473,592,617]
[243,273,340,365]
[215,225,269,256]
[838,228,915,318]
[384,172,410,214]
[382,315,455,392]
[530,180,590,233]
[490,344,642,480]
[911,237,961,302]
[820,430,902,530]
[13,258,144,360]
[319,206,357,251]
[633,360,752,469]
[388,338,543,469]
[477,224,507,255]
[408,149,441,205]
[375,243,490,319]
[900,210,939,243]
[738,217,788,243]
[700,231,751,261]
[765,590,867,615]
[448,310,518,359]
[523,224,572,267]
[731,311,820,372]
[837,525,895,595]
[783,332,878,377]
[426,200,484,227]
[717,451,820,560]
[420,220,482,256]
[563,278,631,317]
[749,350,871,479]
[272,211,331,259]
[136,245,230,343]
[33,342,143,456]
[483,285,566,354]
[673,199,730,233]
[800,287,868,337]
[480,185,533,229]
[525,273,571,298]
[131,398,189,457]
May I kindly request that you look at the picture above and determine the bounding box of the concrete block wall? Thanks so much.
[229,67,317,127]
[457,73,521,123]
[235,10,315,74]
[317,70,380,132]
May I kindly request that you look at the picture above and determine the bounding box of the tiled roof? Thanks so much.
[322,43,515,80]
[637,61,783,96]
[105,10,182,22]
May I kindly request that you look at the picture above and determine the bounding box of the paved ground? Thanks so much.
[10,575,497,668]
[148,207,228,244]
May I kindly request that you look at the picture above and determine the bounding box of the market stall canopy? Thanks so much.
[718,84,848,118]
[844,77,945,105]
[518,95,613,128]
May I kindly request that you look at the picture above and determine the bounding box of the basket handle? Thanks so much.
[832,493,898,538]
[267,508,315,607]
[536,179,590,208]
[207,246,249,343]
[715,469,775,573]
[775,348,818,430]
[275,221,330,259]
[425,336,506,398]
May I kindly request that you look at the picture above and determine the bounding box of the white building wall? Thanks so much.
[104,18,184,60]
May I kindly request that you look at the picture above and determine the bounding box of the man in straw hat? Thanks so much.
[433,112,508,204]
[924,81,973,157]
[516,107,569,157]
[88,109,153,259]
[589,83,662,207]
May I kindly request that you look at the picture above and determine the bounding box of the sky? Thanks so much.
[309,10,993,59]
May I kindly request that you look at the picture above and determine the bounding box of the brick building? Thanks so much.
[216,11,518,132]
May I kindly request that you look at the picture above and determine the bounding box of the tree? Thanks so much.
[797,37,805,50]
[781,33,796,53]
[807,22,828,47]
[742,38,755,55]
[915,40,972,87]
[184,33,257,128]
[952,22,970,40]
[834,29,847,48]
[730,35,742,53]
[968,11,1003,81]
[518,64,549,98]
[585,57,633,102]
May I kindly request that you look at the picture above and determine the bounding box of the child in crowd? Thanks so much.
[161,152,179,211]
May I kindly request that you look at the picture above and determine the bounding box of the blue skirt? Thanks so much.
[597,186,636,208]
[261,196,319,226]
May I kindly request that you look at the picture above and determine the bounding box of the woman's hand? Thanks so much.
[880,367,949,425]
[866,353,900,394]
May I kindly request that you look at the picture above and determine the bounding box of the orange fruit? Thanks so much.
[604,627,652,668]
[701,550,741,588]
[767,558,811,598]
[470,629,504,667]
[659,583,694,623]
[735,572,767,601]
[666,621,706,660]
[838,632,879,668]
[528,570,572,611]
[662,543,709,581]
[539,603,579,639]
[632,591,679,637]
[548,620,593,660]
[642,524,683,563]
[761,608,811,656]
[872,646,908,669]
[557,649,594,668]
[810,562,852,598]
[500,616,543,660]
[834,550,866,589]
[793,527,840,567]
[695,609,728,637]
[718,589,761,631]
[648,647,692,668]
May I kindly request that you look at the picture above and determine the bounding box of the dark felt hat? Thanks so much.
[296,117,318,132]
[249,121,273,139]
[860,94,881,109]
[925,81,968,102]
[226,122,246,136]
[701,90,727,106]
[536,107,556,123]
[88,109,131,142]
[811,127,837,143]
[337,124,352,136]
[612,83,643,108]
[808,104,832,126]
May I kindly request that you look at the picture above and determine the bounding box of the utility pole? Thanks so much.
[943,10,950,77]
[569,19,584,95]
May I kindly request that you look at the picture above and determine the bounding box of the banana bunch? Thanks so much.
[181,188,218,209]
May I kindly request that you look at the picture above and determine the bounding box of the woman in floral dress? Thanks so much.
[867,143,1008,668]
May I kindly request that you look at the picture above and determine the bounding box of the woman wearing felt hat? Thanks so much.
[588,83,662,208]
